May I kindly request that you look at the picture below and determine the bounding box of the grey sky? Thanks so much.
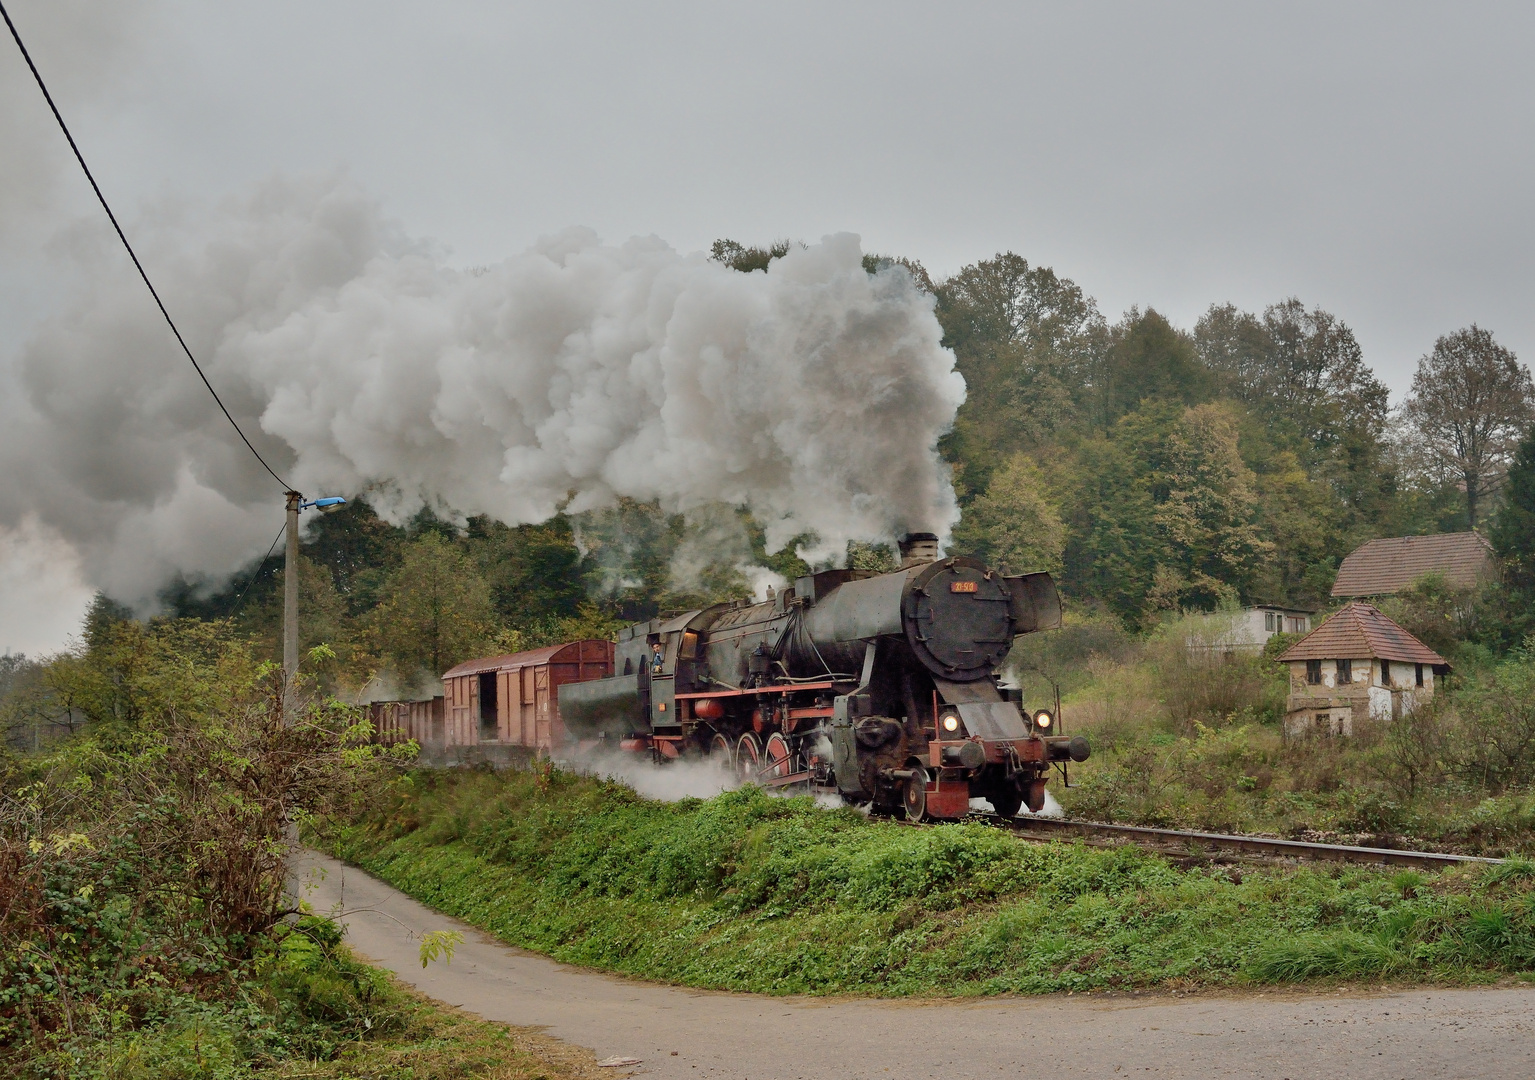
[1,0,1532,652]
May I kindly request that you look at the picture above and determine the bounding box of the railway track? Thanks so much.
[972,813,1504,869]
[759,767,1499,869]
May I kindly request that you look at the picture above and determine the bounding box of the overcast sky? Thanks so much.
[2,0,1532,653]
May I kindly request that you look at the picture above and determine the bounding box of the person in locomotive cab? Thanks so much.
[650,642,665,675]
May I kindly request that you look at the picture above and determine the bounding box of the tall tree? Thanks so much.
[1095,308,1211,426]
[1149,403,1271,611]
[1403,326,1535,527]
[935,253,1103,493]
[1195,298,1395,534]
[1195,298,1388,455]
[1059,427,1165,627]
[950,453,1066,574]
[1489,424,1535,645]
[1193,303,1270,404]
[364,533,496,677]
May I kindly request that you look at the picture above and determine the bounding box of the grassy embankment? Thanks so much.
[326,765,1535,996]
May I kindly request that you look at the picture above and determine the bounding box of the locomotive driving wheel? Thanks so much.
[903,769,928,822]
[764,732,794,780]
[735,732,762,782]
[709,732,734,773]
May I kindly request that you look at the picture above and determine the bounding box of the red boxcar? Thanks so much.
[441,640,614,751]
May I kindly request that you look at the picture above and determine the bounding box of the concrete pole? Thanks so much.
[283,490,301,720]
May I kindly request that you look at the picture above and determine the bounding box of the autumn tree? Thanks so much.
[364,533,496,677]
[1403,326,1535,527]
[950,453,1066,574]
[1148,403,1271,611]
[934,252,1104,493]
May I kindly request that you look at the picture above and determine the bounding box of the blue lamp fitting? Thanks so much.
[300,496,347,511]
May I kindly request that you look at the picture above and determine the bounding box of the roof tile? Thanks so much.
[1331,532,1493,597]
[1277,602,1448,666]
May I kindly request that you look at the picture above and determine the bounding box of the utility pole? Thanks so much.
[283,490,301,721]
[280,493,345,723]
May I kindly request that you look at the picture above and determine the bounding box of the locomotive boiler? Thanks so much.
[558,534,1090,820]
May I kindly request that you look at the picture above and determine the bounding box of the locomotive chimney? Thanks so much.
[898,532,939,568]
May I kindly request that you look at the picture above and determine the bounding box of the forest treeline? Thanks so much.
[6,242,1535,722]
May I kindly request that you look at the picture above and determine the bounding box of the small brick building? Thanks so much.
[1276,602,1448,737]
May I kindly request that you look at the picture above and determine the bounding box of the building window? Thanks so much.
[1337,659,1352,683]
[1265,612,1276,632]
[1415,663,1424,687]
[1306,659,1322,684]
[1316,713,1329,731]
[1380,660,1391,687]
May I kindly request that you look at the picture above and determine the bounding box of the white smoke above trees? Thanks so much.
[2,174,964,607]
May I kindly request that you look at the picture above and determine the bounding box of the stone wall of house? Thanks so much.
[1283,658,1433,737]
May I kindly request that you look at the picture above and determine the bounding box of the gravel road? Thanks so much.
[294,849,1535,1079]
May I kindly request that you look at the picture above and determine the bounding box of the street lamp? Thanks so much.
[283,492,347,719]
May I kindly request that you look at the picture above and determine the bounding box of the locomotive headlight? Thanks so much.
[940,709,961,733]
[1033,709,1053,729]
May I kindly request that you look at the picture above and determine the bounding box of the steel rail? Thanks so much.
[742,776,1502,869]
[983,814,1503,868]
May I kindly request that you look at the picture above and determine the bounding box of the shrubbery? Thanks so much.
[0,621,579,1079]
[1006,603,1535,853]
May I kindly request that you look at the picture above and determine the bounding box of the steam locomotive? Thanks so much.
[558,534,1089,820]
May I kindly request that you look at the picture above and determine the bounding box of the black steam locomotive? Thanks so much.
[558,533,1089,820]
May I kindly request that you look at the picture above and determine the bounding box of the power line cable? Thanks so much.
[0,1,291,490]
[227,522,289,620]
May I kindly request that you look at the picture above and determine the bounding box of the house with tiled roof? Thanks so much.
[1276,602,1448,737]
[1331,532,1494,598]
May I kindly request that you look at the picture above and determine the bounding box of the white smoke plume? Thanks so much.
[559,743,846,809]
[1,174,965,607]
[665,505,787,603]
[561,745,742,803]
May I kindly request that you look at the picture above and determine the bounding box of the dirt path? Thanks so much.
[294,849,1534,1079]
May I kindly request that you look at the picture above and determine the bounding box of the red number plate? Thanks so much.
[950,580,979,593]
